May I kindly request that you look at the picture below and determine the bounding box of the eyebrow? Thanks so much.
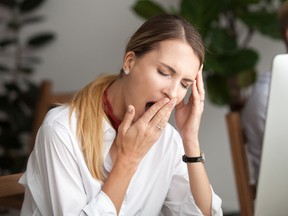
[160,62,194,82]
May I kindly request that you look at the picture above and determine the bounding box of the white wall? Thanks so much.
[26,0,285,213]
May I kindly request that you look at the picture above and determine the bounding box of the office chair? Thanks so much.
[226,111,256,216]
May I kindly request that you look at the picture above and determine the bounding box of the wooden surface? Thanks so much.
[226,112,255,216]
[0,173,24,209]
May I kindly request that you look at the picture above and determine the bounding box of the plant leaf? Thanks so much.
[5,82,20,92]
[20,0,46,13]
[7,21,20,31]
[0,38,17,48]
[237,68,257,87]
[180,0,224,37]
[206,48,259,76]
[222,49,259,74]
[206,73,231,106]
[0,64,10,73]
[0,0,17,9]
[206,27,238,54]
[204,51,227,74]
[131,0,167,20]
[239,9,281,39]
[19,66,34,75]
[26,32,56,48]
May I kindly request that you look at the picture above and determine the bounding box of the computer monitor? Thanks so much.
[255,54,288,216]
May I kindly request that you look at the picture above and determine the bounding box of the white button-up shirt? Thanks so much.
[20,106,222,216]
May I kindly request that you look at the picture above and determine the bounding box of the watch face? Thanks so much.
[197,157,204,163]
[200,152,205,162]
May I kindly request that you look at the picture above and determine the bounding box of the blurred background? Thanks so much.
[0,0,285,214]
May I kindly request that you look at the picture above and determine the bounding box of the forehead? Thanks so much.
[142,39,200,77]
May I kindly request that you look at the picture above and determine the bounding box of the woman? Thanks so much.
[20,14,223,215]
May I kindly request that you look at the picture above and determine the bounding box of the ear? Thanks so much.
[122,51,136,72]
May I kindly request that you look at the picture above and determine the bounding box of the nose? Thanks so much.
[163,82,178,100]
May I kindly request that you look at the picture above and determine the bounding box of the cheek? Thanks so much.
[176,90,188,104]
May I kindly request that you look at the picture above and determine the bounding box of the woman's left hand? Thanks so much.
[175,65,204,145]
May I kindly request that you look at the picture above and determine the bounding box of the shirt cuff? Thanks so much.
[82,191,117,216]
[211,186,223,216]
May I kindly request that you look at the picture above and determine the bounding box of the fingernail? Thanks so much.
[128,105,133,113]
[200,64,203,71]
[163,98,170,103]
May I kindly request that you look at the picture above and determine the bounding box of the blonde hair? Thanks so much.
[69,75,117,181]
[69,14,204,181]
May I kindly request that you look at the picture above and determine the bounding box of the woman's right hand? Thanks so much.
[103,98,175,214]
[114,97,176,169]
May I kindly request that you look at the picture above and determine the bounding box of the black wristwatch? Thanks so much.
[182,152,205,163]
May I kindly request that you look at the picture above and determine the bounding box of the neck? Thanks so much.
[106,78,126,121]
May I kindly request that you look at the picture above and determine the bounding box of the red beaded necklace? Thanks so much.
[103,89,121,131]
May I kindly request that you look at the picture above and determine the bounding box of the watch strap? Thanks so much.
[182,152,205,163]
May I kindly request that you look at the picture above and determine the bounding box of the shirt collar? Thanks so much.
[103,118,116,158]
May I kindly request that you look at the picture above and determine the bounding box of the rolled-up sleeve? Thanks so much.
[161,135,223,216]
[83,191,117,215]
[162,175,223,216]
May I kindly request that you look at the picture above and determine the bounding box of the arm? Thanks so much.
[175,66,220,215]
[27,123,116,215]
[102,98,176,214]
[161,130,222,216]
[25,99,176,215]
[24,99,176,215]
[184,141,212,215]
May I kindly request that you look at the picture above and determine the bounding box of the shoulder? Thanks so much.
[38,105,78,144]
[35,106,79,155]
[43,105,71,125]
[41,105,77,132]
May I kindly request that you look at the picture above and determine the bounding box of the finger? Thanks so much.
[150,98,176,127]
[197,65,205,99]
[194,64,203,80]
[141,98,170,124]
[158,101,175,126]
[191,79,200,103]
[199,64,203,72]
[118,105,135,133]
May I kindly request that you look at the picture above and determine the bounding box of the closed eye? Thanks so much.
[181,81,193,89]
[181,83,188,89]
[157,69,171,78]
[181,82,190,89]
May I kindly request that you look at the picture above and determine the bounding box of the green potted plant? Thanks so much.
[0,0,56,174]
[132,0,284,110]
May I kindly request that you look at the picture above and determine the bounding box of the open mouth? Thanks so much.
[145,102,155,112]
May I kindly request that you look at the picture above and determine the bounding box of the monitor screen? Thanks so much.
[255,54,288,216]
